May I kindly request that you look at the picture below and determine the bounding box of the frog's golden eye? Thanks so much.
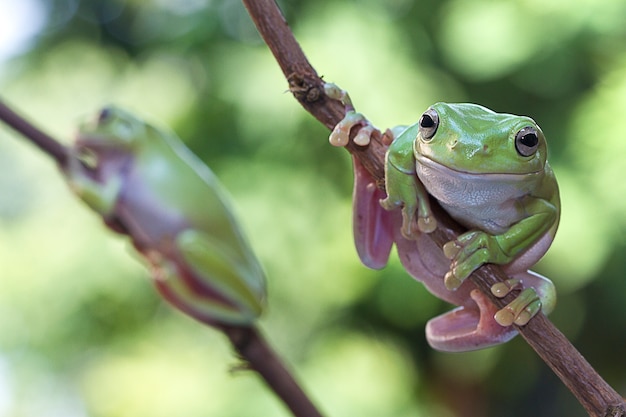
[515,126,539,157]
[419,108,439,141]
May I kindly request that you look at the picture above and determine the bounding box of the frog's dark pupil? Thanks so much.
[98,108,111,123]
[521,132,538,147]
[420,114,435,128]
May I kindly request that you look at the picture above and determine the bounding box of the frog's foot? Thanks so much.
[491,270,556,326]
[425,289,518,352]
[324,82,353,108]
[493,287,541,326]
[328,111,375,147]
[442,230,511,291]
[379,196,436,238]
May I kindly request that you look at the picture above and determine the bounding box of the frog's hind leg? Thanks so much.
[425,289,518,352]
[352,156,394,269]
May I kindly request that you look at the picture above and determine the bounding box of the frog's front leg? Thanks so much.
[64,150,123,216]
[442,196,558,325]
[380,123,437,237]
[442,196,557,290]
[380,155,436,237]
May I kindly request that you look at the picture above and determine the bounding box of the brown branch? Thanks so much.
[242,0,626,416]
[222,325,324,417]
[0,100,68,167]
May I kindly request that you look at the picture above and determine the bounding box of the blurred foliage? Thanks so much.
[0,0,624,416]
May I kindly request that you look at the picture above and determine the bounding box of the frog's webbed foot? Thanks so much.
[492,284,542,326]
[426,289,518,352]
[324,83,376,147]
[442,230,512,290]
[491,271,556,326]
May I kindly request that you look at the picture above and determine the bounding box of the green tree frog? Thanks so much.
[326,85,559,351]
[62,107,266,327]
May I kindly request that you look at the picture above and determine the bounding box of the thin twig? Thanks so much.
[222,325,324,417]
[0,100,68,167]
[241,0,626,415]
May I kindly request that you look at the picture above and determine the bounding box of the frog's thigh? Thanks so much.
[176,229,262,316]
[152,260,251,326]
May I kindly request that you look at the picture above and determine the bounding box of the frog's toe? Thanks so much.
[443,240,462,260]
[494,288,541,327]
[398,205,420,240]
[443,270,464,291]
[447,246,493,291]
[491,278,522,298]
[323,83,347,102]
[353,123,374,146]
[329,111,368,147]
[426,289,517,352]
[417,214,437,233]
[444,251,488,290]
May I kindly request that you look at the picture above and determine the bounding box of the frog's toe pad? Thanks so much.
[425,290,518,352]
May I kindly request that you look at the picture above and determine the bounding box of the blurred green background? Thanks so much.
[0,0,624,416]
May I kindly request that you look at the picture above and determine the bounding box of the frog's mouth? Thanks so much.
[415,154,543,208]
[415,154,542,182]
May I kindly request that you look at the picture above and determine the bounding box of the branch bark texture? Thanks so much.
[0,100,68,167]
[242,0,626,416]
[222,326,324,417]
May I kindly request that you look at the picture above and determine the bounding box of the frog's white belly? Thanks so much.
[416,156,542,235]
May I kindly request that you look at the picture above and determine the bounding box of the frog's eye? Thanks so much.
[515,126,539,157]
[98,108,112,124]
[419,109,439,141]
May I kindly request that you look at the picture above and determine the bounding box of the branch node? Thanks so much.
[287,72,323,103]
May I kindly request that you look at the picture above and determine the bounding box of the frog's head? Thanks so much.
[72,106,165,177]
[414,103,547,175]
[76,106,152,151]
